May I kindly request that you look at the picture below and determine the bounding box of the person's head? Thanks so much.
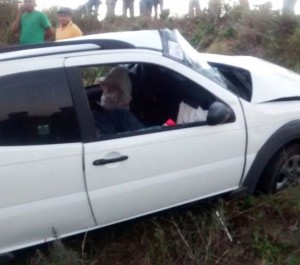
[99,81,129,110]
[103,66,132,104]
[57,7,72,26]
[23,0,36,12]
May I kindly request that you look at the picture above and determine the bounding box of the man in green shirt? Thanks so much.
[11,0,53,45]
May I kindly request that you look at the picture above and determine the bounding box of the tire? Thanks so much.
[257,144,300,193]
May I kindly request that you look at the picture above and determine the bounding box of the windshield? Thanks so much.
[160,29,227,88]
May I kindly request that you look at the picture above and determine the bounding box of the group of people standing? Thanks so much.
[11,0,82,45]
[101,0,200,18]
[11,0,202,45]
[86,0,201,18]
[105,0,163,18]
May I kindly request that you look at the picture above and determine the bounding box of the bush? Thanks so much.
[0,1,18,45]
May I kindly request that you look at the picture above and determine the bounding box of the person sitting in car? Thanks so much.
[100,65,133,109]
[93,79,144,135]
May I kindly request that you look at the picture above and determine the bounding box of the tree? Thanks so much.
[282,0,297,15]
[0,0,20,45]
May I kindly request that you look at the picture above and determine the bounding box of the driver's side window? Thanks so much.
[80,62,224,140]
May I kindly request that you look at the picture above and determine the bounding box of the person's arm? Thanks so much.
[11,7,24,33]
[39,12,53,41]
[73,24,83,38]
[44,27,53,41]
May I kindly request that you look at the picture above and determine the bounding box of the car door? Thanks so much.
[0,63,95,254]
[65,51,246,227]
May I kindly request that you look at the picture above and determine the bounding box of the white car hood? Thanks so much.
[200,54,300,103]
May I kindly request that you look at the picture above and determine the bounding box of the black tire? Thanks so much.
[257,144,300,193]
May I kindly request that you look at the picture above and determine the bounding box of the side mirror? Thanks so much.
[207,101,235,126]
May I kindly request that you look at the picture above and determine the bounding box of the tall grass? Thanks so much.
[20,186,300,265]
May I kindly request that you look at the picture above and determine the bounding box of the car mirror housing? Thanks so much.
[207,101,235,126]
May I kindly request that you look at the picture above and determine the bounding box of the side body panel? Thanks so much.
[0,145,95,254]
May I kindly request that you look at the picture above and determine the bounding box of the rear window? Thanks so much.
[0,68,81,145]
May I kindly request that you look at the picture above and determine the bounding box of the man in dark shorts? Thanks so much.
[87,0,101,17]
[189,0,200,16]
[140,0,153,17]
[153,0,163,18]
[123,0,135,18]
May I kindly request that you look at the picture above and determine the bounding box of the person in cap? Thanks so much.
[11,0,53,45]
[55,7,83,41]
[92,66,144,135]
[93,79,144,135]
[101,66,133,108]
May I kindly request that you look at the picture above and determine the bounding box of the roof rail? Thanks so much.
[0,39,135,61]
[0,39,135,53]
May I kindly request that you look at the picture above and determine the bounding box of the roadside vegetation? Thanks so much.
[1,1,300,264]
[12,186,300,265]
[2,2,300,71]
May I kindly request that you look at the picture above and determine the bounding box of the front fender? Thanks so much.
[242,120,300,193]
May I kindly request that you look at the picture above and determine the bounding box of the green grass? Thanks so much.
[14,186,300,265]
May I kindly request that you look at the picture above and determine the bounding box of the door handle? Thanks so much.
[93,155,128,166]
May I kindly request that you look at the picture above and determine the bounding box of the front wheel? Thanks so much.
[257,144,300,193]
